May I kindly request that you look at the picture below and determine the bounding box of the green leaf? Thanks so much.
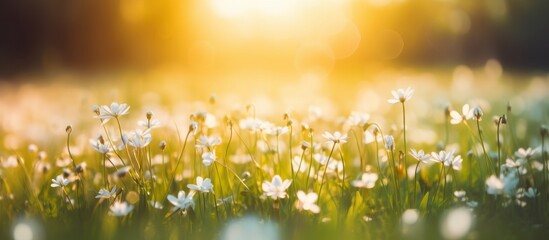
[419,192,429,211]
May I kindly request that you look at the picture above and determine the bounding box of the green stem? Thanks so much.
[389,150,400,211]
[351,128,364,172]
[318,142,337,204]
[496,118,502,176]
[401,103,408,181]
[413,161,421,207]
[305,132,314,190]
[476,119,493,175]
[214,161,250,190]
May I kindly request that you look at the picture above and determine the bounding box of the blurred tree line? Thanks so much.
[0,0,547,75]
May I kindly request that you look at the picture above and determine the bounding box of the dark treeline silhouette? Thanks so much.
[0,0,547,76]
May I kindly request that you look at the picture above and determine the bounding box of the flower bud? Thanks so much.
[75,162,87,174]
[92,105,100,116]
[301,141,311,150]
[541,125,548,137]
[146,111,153,120]
[63,168,72,178]
[66,125,72,134]
[473,106,483,120]
[501,114,507,125]
[98,135,105,144]
[384,135,395,150]
[159,140,167,151]
[189,121,198,132]
[444,105,450,118]
[241,171,251,180]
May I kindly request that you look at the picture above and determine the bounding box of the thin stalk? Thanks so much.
[496,118,502,176]
[441,166,447,205]
[276,134,281,173]
[295,150,306,185]
[413,161,421,207]
[389,149,400,211]
[318,142,337,204]
[476,119,493,175]
[214,161,250,190]
[66,129,83,208]
[170,130,192,188]
[401,103,409,181]
[208,170,221,220]
[103,155,108,188]
[431,164,445,207]
[445,111,450,146]
[62,187,75,210]
[542,134,546,202]
[339,149,346,192]
[351,128,364,171]
[213,161,225,209]
[305,132,314,189]
[162,150,168,189]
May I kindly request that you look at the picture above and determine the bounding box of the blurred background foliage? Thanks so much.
[0,0,548,77]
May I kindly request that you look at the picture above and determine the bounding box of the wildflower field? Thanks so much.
[0,66,547,240]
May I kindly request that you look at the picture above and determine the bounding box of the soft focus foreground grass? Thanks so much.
[0,66,548,240]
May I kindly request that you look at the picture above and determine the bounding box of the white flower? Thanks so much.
[409,149,431,164]
[114,166,131,178]
[96,102,130,124]
[430,150,454,164]
[95,186,117,199]
[262,175,292,200]
[325,160,344,176]
[138,119,161,129]
[454,190,467,201]
[524,188,539,198]
[35,161,51,173]
[485,175,504,195]
[195,136,222,149]
[501,169,519,196]
[202,151,216,167]
[352,172,379,189]
[1,155,20,168]
[384,135,395,150]
[51,175,70,188]
[187,177,214,193]
[348,111,371,126]
[56,157,71,167]
[515,148,536,159]
[265,126,289,136]
[363,128,382,144]
[449,155,463,171]
[124,129,152,148]
[472,106,483,120]
[388,87,414,104]
[238,118,260,131]
[167,190,195,211]
[90,137,110,154]
[150,201,164,209]
[322,131,348,144]
[450,104,474,125]
[311,154,326,166]
[296,191,320,214]
[292,155,310,173]
[110,201,134,217]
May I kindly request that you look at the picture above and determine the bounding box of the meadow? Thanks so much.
[0,65,548,240]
